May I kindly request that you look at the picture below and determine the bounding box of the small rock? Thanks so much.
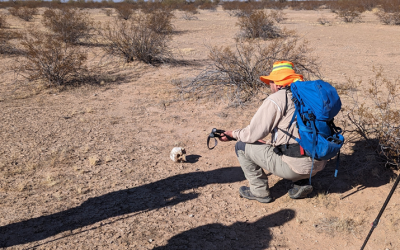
[189,214,194,217]
[149,239,153,243]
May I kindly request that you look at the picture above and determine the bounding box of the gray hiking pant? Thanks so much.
[236,141,310,197]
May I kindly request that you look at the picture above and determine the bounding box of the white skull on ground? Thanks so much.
[170,147,186,163]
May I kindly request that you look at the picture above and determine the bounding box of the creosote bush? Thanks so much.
[8,6,38,21]
[115,3,135,20]
[345,67,400,168]
[0,15,22,55]
[180,37,320,105]
[145,9,174,34]
[237,10,293,40]
[18,30,88,86]
[375,9,400,25]
[99,13,172,64]
[42,8,94,44]
[269,9,287,23]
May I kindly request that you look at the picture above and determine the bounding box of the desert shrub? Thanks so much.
[42,8,94,44]
[331,0,364,23]
[182,11,198,20]
[103,8,113,16]
[145,9,174,34]
[0,16,22,55]
[269,9,287,23]
[99,13,172,64]
[237,10,292,40]
[317,16,331,25]
[375,9,400,25]
[222,1,263,17]
[8,6,38,21]
[180,37,320,105]
[0,14,8,29]
[18,30,88,86]
[345,67,400,168]
[198,1,218,11]
[336,9,363,23]
[114,3,135,20]
[180,4,198,14]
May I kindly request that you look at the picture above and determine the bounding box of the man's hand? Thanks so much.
[219,130,234,142]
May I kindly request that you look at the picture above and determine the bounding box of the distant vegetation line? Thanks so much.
[0,0,399,13]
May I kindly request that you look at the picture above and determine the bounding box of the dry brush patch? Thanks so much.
[8,6,38,22]
[15,29,89,86]
[98,13,173,65]
[344,67,400,168]
[42,7,94,45]
[178,36,321,106]
[237,10,282,40]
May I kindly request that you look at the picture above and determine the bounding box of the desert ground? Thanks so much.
[0,6,400,250]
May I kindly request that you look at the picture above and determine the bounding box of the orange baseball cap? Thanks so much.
[260,61,303,86]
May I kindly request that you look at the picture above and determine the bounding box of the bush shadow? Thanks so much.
[0,167,245,248]
[153,209,295,250]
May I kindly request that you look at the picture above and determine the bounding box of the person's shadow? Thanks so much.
[153,209,295,250]
[0,167,245,248]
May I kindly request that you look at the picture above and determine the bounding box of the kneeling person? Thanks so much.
[219,61,327,203]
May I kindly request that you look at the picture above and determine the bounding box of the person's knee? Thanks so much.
[235,141,246,157]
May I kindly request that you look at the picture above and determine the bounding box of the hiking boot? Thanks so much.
[288,182,313,199]
[239,186,272,203]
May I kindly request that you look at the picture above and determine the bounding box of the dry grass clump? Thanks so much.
[42,8,94,44]
[99,12,172,64]
[8,6,38,21]
[315,216,364,236]
[17,29,88,86]
[345,67,400,168]
[237,10,292,40]
[179,37,320,105]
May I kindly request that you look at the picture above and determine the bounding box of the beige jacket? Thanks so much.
[232,89,327,175]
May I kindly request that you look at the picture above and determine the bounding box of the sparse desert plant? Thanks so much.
[198,1,218,11]
[115,3,135,20]
[237,10,292,40]
[42,8,94,44]
[182,11,198,20]
[180,37,320,105]
[0,14,8,29]
[375,10,400,25]
[0,16,22,55]
[17,29,88,86]
[99,13,172,64]
[336,9,363,23]
[269,9,287,23]
[8,6,38,21]
[317,16,331,25]
[180,3,198,15]
[145,9,174,34]
[103,8,113,16]
[345,67,400,168]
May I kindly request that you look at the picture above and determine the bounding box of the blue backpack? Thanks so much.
[289,80,344,184]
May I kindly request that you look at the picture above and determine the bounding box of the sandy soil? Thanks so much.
[0,6,399,250]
